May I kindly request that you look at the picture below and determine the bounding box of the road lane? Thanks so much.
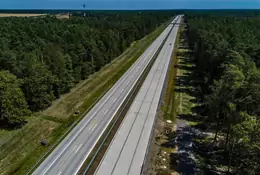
[32,16,179,175]
[95,15,181,175]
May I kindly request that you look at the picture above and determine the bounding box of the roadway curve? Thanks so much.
[32,17,178,175]
[95,15,182,175]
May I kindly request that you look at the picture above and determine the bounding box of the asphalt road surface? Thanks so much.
[95,15,182,175]
[32,17,178,175]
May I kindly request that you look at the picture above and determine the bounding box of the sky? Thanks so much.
[1,0,260,10]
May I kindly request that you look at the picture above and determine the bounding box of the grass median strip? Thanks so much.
[0,20,172,175]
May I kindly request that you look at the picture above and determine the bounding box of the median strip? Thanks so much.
[24,21,171,175]
[79,19,176,175]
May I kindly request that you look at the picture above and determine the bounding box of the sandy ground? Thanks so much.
[55,14,70,19]
[0,13,45,17]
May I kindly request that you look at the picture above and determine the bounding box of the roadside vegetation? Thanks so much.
[148,10,260,175]
[163,27,180,122]
[0,11,173,124]
[145,18,182,175]
[186,11,260,174]
[0,11,175,175]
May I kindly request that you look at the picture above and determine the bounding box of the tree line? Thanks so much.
[186,12,260,174]
[0,11,175,125]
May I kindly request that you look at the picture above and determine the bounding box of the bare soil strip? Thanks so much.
[0,14,44,17]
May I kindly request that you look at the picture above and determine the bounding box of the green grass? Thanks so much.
[0,21,171,175]
[0,117,60,175]
[163,25,181,122]
[161,147,177,153]
[172,27,196,119]
[188,121,199,127]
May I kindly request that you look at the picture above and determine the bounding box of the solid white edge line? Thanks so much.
[94,15,180,175]
[71,19,177,175]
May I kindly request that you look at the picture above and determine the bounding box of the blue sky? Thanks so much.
[1,0,260,9]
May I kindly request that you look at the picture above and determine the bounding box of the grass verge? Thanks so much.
[172,27,195,120]
[0,21,171,175]
[143,19,183,175]
[162,24,181,122]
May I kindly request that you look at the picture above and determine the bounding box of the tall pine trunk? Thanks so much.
[214,113,220,143]
[225,124,231,150]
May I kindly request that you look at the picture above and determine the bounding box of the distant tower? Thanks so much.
[83,4,86,17]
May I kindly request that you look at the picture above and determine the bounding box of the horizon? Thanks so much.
[0,8,260,11]
[1,0,260,10]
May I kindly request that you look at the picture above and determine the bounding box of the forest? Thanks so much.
[0,11,174,125]
[186,11,260,174]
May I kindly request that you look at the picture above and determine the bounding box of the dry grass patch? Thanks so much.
[0,14,44,17]
[0,117,60,175]
[55,13,70,19]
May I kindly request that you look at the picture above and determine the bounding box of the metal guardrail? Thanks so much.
[82,50,152,175]
[141,16,181,175]
[26,19,174,175]
[82,21,175,175]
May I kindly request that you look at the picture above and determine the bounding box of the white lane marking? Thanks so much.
[88,120,97,131]
[58,172,62,175]
[75,144,83,153]
[113,97,117,103]
[104,109,109,115]
[72,18,179,175]
[59,145,78,167]
[121,89,124,93]
[44,18,175,175]
[44,52,153,175]
[91,124,97,131]
[73,145,77,151]
[42,47,144,174]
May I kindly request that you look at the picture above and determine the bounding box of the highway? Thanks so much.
[32,16,179,175]
[95,15,181,175]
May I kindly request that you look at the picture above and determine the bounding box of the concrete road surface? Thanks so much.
[32,17,179,175]
[95,15,182,175]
